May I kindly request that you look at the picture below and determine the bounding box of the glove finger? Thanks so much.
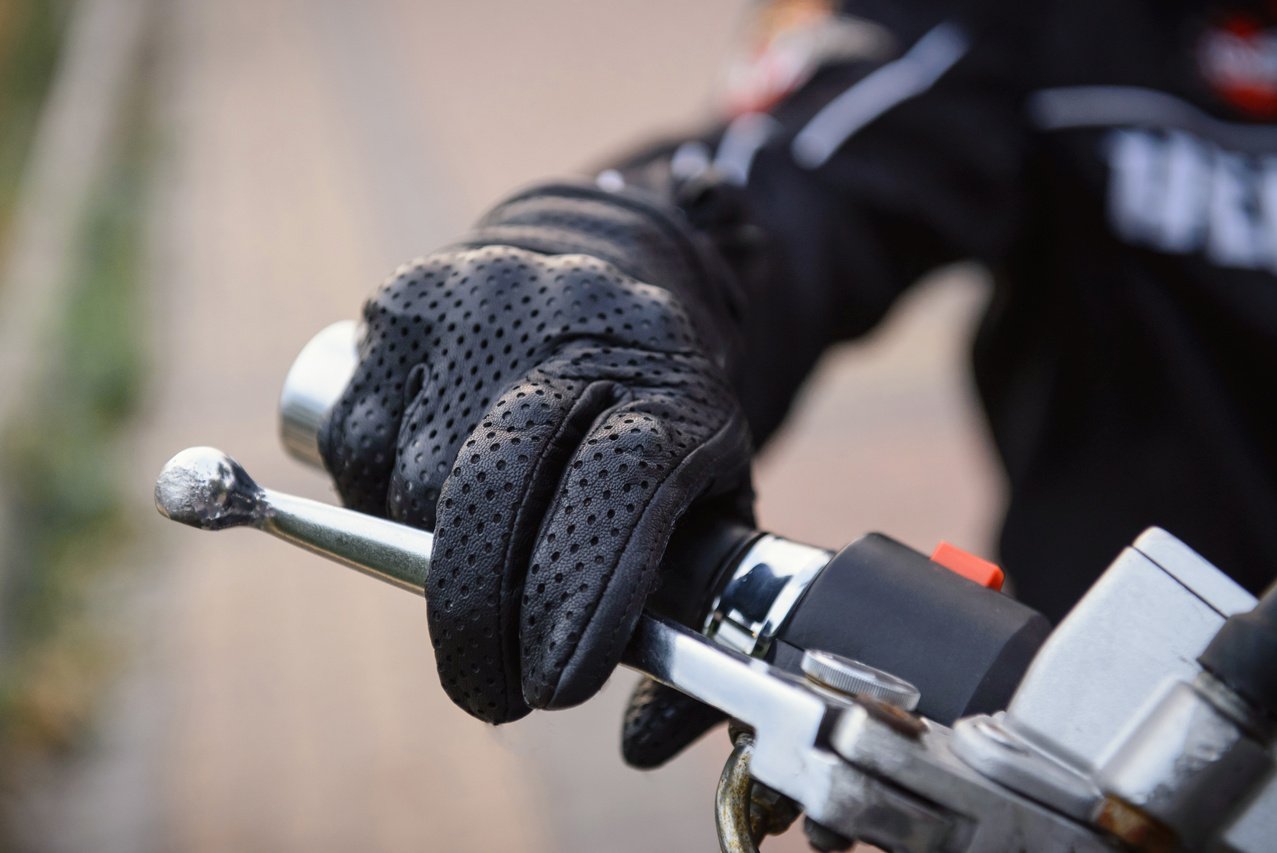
[325,245,699,519]
[622,678,726,769]
[519,356,752,710]
[319,260,454,515]
[423,364,624,723]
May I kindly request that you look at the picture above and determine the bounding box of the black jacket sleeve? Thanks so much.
[607,0,1031,444]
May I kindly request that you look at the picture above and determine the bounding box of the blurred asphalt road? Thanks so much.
[27,0,999,850]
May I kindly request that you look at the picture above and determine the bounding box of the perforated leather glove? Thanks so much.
[622,676,729,767]
[320,184,754,727]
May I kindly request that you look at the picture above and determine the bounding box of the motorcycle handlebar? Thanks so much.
[261,320,1049,725]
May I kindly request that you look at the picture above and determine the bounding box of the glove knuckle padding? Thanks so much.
[321,238,751,724]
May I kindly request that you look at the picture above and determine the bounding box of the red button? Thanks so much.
[930,541,1005,591]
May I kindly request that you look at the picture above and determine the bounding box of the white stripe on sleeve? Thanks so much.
[791,23,970,170]
[713,113,782,186]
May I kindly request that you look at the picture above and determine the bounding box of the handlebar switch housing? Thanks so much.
[698,532,1052,725]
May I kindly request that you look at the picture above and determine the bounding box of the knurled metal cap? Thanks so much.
[800,649,921,711]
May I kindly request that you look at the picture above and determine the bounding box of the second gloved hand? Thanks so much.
[320,185,754,725]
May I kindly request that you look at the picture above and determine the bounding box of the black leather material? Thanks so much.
[622,678,726,769]
[320,185,754,724]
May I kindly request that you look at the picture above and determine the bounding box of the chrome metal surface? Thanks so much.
[279,320,359,468]
[703,534,832,656]
[801,650,920,710]
[155,445,266,531]
[1096,673,1274,850]
[156,446,432,595]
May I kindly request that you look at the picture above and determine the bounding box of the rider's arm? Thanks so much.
[608,0,1031,444]
[612,0,1035,766]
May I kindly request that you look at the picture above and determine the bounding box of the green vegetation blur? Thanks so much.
[0,0,151,794]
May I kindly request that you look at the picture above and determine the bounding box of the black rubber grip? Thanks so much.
[771,533,1051,724]
[647,515,760,628]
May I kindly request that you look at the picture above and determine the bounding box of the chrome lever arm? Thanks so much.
[154,446,433,595]
[153,445,832,767]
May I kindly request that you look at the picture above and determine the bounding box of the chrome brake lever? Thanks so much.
[153,445,870,844]
[152,445,837,732]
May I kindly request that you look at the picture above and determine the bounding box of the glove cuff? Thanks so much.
[457,181,746,368]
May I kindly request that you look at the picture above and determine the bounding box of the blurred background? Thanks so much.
[0,0,999,850]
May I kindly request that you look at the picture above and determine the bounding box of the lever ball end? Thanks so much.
[155,447,264,530]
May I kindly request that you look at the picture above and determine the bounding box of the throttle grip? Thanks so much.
[264,322,1051,724]
[272,320,815,638]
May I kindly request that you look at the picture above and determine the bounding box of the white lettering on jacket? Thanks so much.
[1106,128,1277,272]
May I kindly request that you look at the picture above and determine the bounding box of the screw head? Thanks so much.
[800,649,921,711]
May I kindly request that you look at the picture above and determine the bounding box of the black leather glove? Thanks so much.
[320,184,754,726]
[622,677,728,767]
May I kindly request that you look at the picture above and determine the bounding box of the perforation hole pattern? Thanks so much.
[321,243,751,723]
[621,677,726,769]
